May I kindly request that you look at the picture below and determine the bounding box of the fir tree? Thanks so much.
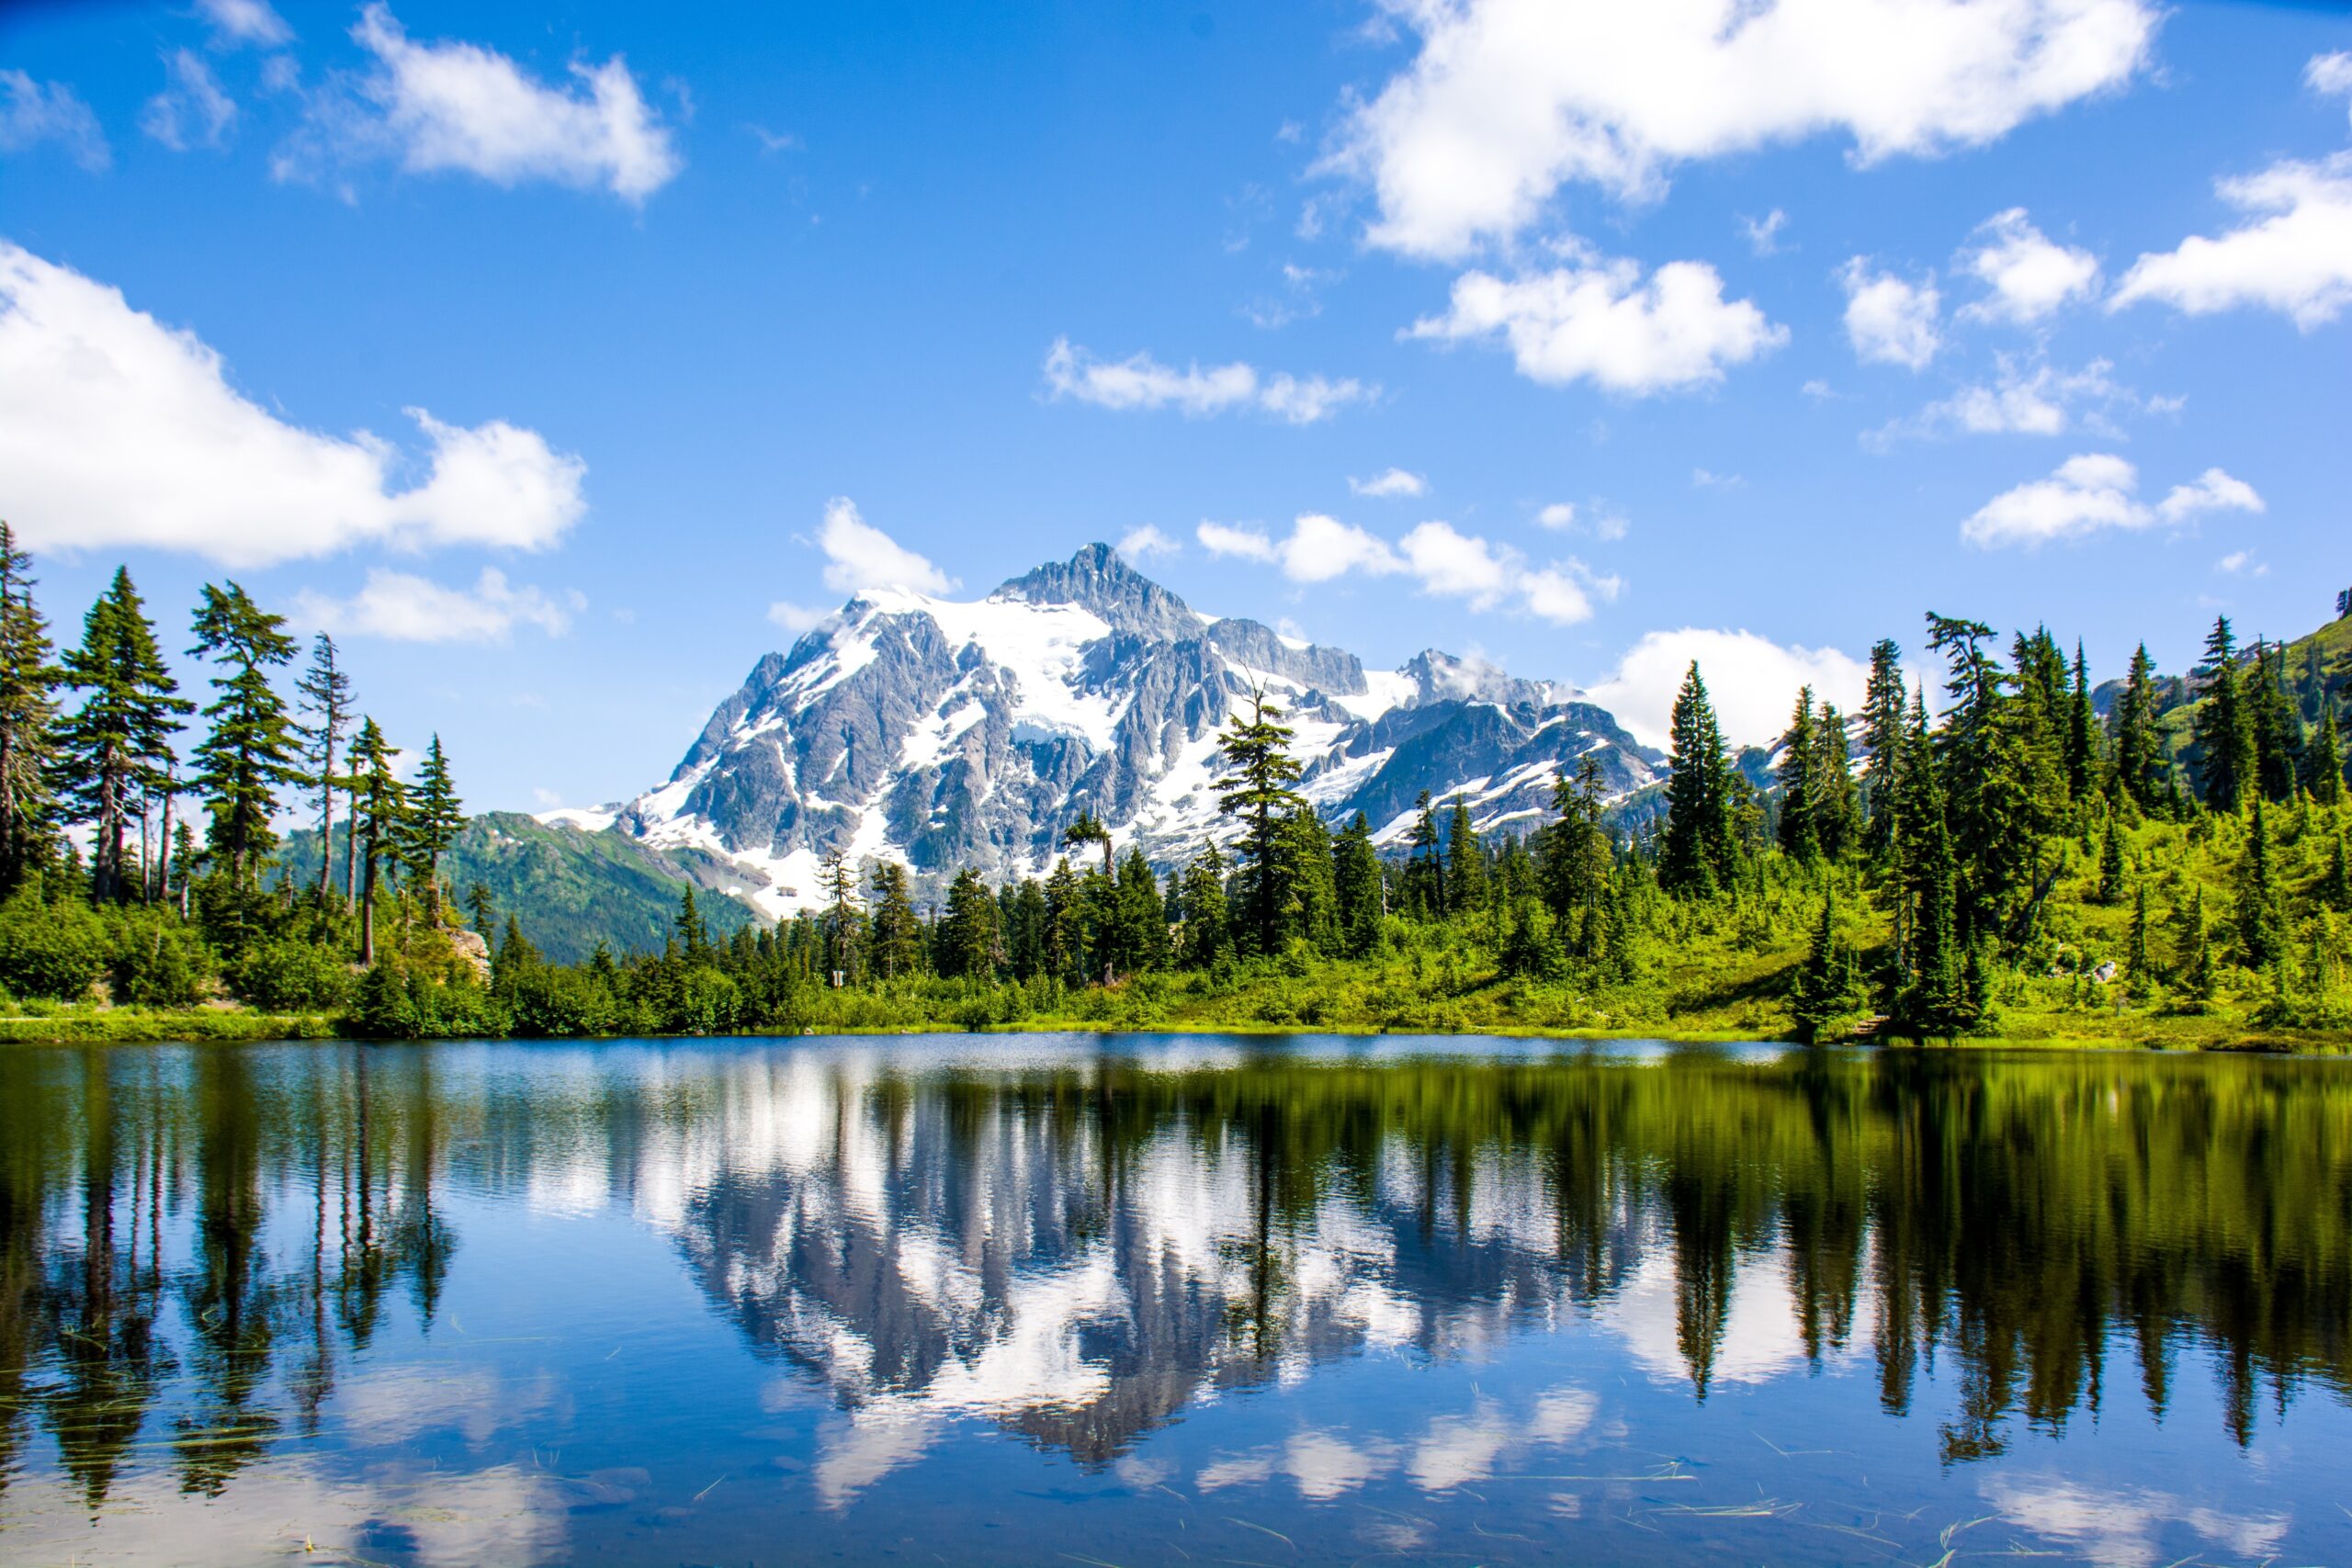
[1008,878,1049,979]
[1044,856,1084,980]
[1791,890,1859,1041]
[1776,686,1818,861]
[2323,832,2351,912]
[1114,847,1167,974]
[57,568,189,904]
[1406,790,1444,918]
[819,847,861,981]
[2097,819,2124,905]
[1811,702,1859,859]
[1442,795,1486,915]
[2178,886,2215,1002]
[188,581,300,894]
[938,868,1001,979]
[1897,691,1965,1030]
[2247,640,2302,804]
[2302,705,2344,806]
[1540,755,1610,957]
[1178,843,1228,968]
[1060,811,1114,877]
[398,734,464,924]
[868,861,923,979]
[2110,642,2165,809]
[295,633,355,908]
[1658,662,1735,898]
[350,717,407,965]
[674,886,711,961]
[1213,686,1306,955]
[2126,881,2154,998]
[2065,640,2099,801]
[1858,639,1907,855]
[2191,617,2254,811]
[2236,796,2282,969]
[1331,812,1384,957]
[0,524,61,897]
[465,881,495,936]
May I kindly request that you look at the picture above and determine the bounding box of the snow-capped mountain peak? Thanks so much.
[561,545,1657,917]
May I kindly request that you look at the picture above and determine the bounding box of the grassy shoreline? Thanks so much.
[3,1002,2343,1054]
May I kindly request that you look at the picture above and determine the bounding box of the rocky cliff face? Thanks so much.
[548,545,1658,916]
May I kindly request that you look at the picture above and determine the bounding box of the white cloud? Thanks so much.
[1801,378,1835,399]
[1326,0,2155,259]
[1535,502,1579,530]
[295,567,575,642]
[1408,243,1786,395]
[1871,355,2165,443]
[1199,513,1615,624]
[0,71,110,171]
[1959,208,2100,322]
[1042,338,1373,424]
[2213,549,2266,577]
[812,498,954,595]
[283,6,682,202]
[2110,152,2352,329]
[198,0,293,48]
[1589,628,1871,748]
[0,243,585,567]
[2311,51,2352,125]
[1691,467,1742,489]
[141,51,238,152]
[1962,456,2261,547]
[1838,259,1940,368]
[1349,467,1429,499]
[2156,466,2263,523]
[1741,209,1788,255]
[766,601,831,634]
[1116,524,1181,559]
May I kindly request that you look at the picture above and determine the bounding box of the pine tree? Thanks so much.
[1791,890,1859,1041]
[1776,686,1818,861]
[2126,880,2154,997]
[2110,642,2164,809]
[295,633,355,908]
[1114,847,1167,974]
[868,861,923,978]
[1213,686,1306,955]
[2236,796,2282,969]
[2247,640,2302,803]
[188,581,300,893]
[1897,691,1965,1030]
[2323,833,2351,912]
[1331,812,1384,957]
[938,867,1001,979]
[0,524,61,897]
[1406,790,1443,918]
[2097,819,2125,904]
[1178,843,1228,968]
[2061,639,2097,801]
[819,847,861,981]
[1060,811,1114,878]
[1811,702,1859,860]
[1044,856,1084,980]
[1859,638,1908,856]
[2178,886,2215,1001]
[674,886,711,961]
[1658,662,1735,897]
[2302,705,2344,806]
[398,734,464,924]
[1540,754,1610,957]
[1443,795,1486,915]
[167,818,198,919]
[350,717,407,965]
[465,880,495,935]
[57,569,189,904]
[2191,617,2253,811]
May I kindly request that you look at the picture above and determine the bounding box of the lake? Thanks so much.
[0,1035,2346,1567]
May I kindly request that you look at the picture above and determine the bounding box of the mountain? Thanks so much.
[547,544,1660,917]
[279,812,758,964]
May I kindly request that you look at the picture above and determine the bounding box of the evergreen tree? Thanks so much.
[1406,790,1443,918]
[1539,754,1610,957]
[2323,832,2351,912]
[674,886,712,961]
[868,862,923,978]
[2247,640,2302,803]
[937,868,1001,979]
[1044,856,1084,980]
[2302,704,2344,806]
[398,734,464,924]
[1114,847,1167,974]
[1858,639,1907,854]
[1658,662,1735,897]
[1775,685,1818,860]
[1060,811,1114,878]
[1811,702,1859,859]
[2110,642,2165,809]
[1178,843,1229,968]
[1275,806,1338,953]
[1213,686,1306,955]
[295,632,355,908]
[188,581,300,894]
[819,848,861,982]
[2126,880,2154,997]
[1897,691,1965,1030]
[465,881,495,936]
[2191,617,2253,811]
[167,818,198,919]
[2177,886,2215,1002]
[2065,640,2098,801]
[1331,811,1385,957]
[1442,795,1486,915]
[1791,890,1860,1041]
[57,568,188,904]
[2236,796,2282,969]
[350,717,407,965]
[1008,878,1049,979]
[0,524,61,897]
[2097,819,2125,905]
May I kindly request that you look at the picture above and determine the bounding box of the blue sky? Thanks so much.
[4,0,2348,811]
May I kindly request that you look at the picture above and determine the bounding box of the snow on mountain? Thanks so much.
[552,545,1659,917]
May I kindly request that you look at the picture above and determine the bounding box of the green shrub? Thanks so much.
[0,893,108,1001]
[108,912,210,1007]
[233,938,353,1012]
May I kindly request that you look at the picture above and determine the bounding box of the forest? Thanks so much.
[2,522,2348,1047]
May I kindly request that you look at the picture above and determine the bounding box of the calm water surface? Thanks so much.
[1,1035,2346,1566]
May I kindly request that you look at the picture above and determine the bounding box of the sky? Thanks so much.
[3,0,2348,813]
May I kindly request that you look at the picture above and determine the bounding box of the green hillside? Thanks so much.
[278,813,762,964]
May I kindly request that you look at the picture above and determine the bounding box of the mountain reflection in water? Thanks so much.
[0,1035,2346,1566]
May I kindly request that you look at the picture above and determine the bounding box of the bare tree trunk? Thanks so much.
[360,848,378,965]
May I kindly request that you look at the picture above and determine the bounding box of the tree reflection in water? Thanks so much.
[0,1037,2344,1528]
